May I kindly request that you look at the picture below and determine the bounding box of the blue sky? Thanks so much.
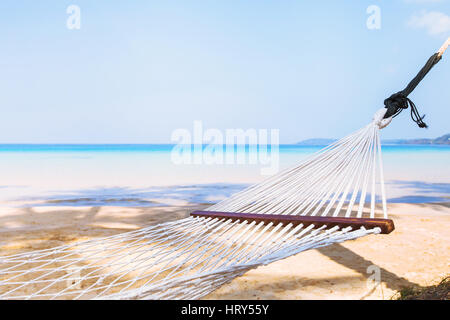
[0,0,448,143]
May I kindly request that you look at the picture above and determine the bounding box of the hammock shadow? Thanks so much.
[207,243,422,300]
[207,274,370,300]
[316,243,420,293]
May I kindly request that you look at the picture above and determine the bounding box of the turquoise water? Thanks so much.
[0,144,448,206]
[0,143,447,153]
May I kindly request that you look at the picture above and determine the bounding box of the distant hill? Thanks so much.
[383,133,450,145]
[297,134,450,145]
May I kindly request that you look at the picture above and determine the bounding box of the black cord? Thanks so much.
[384,52,442,128]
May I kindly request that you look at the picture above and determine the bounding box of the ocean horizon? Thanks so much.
[0,144,448,207]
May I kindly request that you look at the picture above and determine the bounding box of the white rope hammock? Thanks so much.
[0,109,395,300]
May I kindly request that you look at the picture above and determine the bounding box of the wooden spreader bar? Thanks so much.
[190,211,395,234]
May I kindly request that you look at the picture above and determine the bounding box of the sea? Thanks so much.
[0,144,448,207]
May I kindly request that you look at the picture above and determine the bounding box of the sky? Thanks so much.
[0,0,448,143]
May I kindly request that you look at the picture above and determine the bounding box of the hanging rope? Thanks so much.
[384,38,449,127]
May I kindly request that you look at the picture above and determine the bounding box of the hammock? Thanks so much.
[0,39,448,300]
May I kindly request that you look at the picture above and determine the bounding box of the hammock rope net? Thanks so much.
[0,117,388,300]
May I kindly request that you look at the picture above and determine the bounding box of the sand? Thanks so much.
[0,202,448,300]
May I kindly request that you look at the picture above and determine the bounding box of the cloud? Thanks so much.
[407,11,450,35]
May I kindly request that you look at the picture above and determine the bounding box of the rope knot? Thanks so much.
[384,92,408,111]
[372,108,392,129]
[384,91,428,128]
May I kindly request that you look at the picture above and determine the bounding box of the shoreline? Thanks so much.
[0,180,448,208]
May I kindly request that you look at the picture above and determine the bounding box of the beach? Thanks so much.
[2,0,450,304]
[0,144,448,299]
[0,202,448,299]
